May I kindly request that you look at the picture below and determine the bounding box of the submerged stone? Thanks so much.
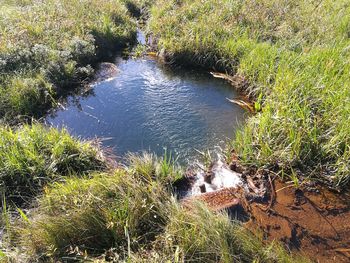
[94,62,119,82]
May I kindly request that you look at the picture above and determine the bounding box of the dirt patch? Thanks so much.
[246,180,350,262]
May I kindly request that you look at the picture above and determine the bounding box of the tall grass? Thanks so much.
[0,0,140,121]
[148,0,350,187]
[160,202,308,263]
[0,124,105,204]
[18,171,171,259]
[15,153,178,260]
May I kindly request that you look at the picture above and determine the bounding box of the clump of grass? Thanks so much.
[127,151,182,184]
[148,0,350,188]
[16,156,176,260]
[158,202,308,263]
[132,44,148,57]
[0,123,105,204]
[0,0,140,121]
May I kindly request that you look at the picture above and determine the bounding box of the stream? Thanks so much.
[46,48,245,164]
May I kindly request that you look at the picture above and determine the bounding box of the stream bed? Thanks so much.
[46,56,245,164]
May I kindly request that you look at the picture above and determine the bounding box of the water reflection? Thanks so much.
[46,57,246,164]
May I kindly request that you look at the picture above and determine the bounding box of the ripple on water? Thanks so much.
[46,58,246,164]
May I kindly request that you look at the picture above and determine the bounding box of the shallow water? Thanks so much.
[46,56,245,164]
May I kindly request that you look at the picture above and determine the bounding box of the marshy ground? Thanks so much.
[1,0,350,262]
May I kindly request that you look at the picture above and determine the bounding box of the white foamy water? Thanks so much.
[190,157,243,196]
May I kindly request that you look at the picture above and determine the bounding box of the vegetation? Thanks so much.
[0,124,105,204]
[148,0,350,187]
[2,153,307,262]
[1,0,347,261]
[0,0,140,121]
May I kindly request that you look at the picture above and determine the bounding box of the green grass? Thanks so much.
[0,0,142,121]
[148,0,350,188]
[0,123,106,204]
[8,153,178,260]
[3,153,307,262]
[17,171,171,260]
[0,0,345,261]
[160,202,308,263]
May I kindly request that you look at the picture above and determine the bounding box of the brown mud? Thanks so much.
[246,180,350,262]
[180,159,350,262]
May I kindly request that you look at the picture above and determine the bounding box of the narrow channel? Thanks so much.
[46,47,246,164]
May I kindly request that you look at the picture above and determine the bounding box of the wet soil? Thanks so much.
[184,187,242,210]
[183,187,250,221]
[246,180,350,262]
[179,159,350,262]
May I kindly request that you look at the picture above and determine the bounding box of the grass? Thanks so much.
[148,0,350,188]
[2,153,307,262]
[0,123,106,205]
[0,0,144,121]
[17,171,170,259]
[160,202,308,263]
[0,0,345,261]
[5,153,177,261]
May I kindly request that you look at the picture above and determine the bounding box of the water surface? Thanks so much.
[47,57,245,163]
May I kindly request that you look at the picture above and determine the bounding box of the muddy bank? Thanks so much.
[247,180,350,262]
[178,158,350,262]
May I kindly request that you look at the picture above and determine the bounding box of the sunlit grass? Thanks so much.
[0,0,346,261]
[0,123,106,204]
[0,0,141,121]
[148,0,350,187]
[3,153,307,262]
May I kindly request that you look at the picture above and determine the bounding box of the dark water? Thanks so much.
[46,57,245,164]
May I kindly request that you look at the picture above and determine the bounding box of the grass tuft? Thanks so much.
[0,123,105,204]
[17,166,174,260]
